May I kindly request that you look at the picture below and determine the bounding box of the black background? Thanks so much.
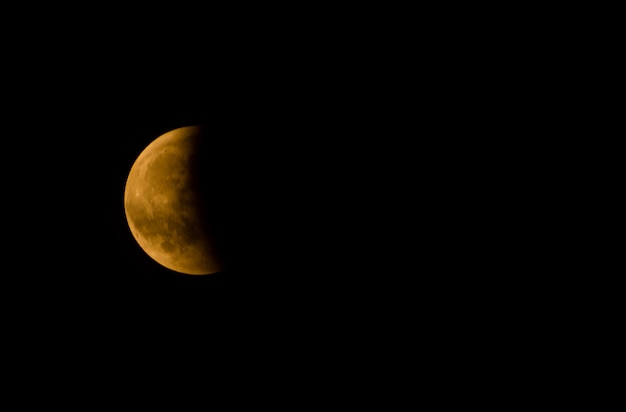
[1,6,524,402]
[2,11,413,384]
[0,5,572,407]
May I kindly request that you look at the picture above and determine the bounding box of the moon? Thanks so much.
[123,125,223,275]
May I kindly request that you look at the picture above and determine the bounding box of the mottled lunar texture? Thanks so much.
[124,126,222,275]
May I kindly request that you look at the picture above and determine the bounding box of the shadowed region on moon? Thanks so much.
[124,125,223,275]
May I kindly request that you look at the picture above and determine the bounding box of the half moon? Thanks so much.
[123,125,223,275]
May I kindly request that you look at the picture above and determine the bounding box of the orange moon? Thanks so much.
[123,125,223,275]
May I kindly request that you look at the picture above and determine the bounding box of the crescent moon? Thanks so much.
[123,125,223,275]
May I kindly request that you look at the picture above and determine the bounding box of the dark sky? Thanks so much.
[1,13,423,398]
[6,51,371,334]
[0,7,554,404]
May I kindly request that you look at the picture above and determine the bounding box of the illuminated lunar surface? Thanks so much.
[124,126,223,275]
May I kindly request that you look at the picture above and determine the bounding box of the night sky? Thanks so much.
[0,6,552,405]
[7,56,372,336]
[2,12,420,399]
